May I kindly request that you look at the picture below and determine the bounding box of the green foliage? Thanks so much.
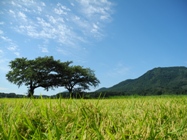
[57,65,100,98]
[6,56,100,97]
[1,96,187,139]
[6,56,63,97]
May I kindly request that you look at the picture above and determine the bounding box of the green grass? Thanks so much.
[1,96,187,139]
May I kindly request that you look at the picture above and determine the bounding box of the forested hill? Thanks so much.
[97,66,187,95]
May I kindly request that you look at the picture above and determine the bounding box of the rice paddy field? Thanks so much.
[1,96,187,140]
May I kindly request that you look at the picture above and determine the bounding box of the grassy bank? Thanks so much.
[0,96,187,139]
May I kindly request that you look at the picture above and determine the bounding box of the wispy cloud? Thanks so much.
[1,0,114,51]
[0,57,10,72]
[1,36,12,42]
[18,11,27,20]
[54,3,71,15]
[77,0,113,21]
[57,47,72,56]
[0,30,3,34]
[40,47,49,53]
[7,46,17,51]
[0,33,20,57]
[0,49,4,58]
[107,62,131,77]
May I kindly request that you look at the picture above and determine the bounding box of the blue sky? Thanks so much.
[0,0,187,95]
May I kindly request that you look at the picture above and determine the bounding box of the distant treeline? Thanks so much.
[1,89,187,99]
[0,92,25,98]
[0,92,51,98]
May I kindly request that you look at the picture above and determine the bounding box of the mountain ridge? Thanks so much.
[97,66,187,95]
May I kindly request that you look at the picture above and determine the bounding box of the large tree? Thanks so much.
[57,64,100,98]
[6,56,69,97]
[6,56,100,98]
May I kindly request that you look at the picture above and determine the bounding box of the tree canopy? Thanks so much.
[6,56,100,97]
[57,65,100,98]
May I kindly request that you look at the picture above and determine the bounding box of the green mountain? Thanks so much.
[97,66,187,95]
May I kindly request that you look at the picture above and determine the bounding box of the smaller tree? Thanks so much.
[58,64,100,98]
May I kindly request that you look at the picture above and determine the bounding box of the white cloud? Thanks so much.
[0,49,4,57]
[37,17,51,27]
[11,0,22,8]
[77,0,113,21]
[18,11,27,19]
[57,3,70,11]
[14,52,20,57]
[0,30,3,34]
[73,0,113,38]
[9,9,15,14]
[71,3,75,7]
[107,63,130,77]
[22,7,30,12]
[54,3,70,15]
[1,36,12,42]
[8,46,17,51]
[0,34,20,57]
[57,47,71,56]
[91,23,103,38]
[7,46,20,57]
[47,15,58,24]
[2,0,114,54]
[11,1,16,6]
[40,47,49,53]
[100,15,109,20]
[37,6,42,13]
[41,2,46,7]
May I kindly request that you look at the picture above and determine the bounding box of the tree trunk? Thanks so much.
[69,89,73,99]
[28,80,35,98]
[28,88,34,98]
